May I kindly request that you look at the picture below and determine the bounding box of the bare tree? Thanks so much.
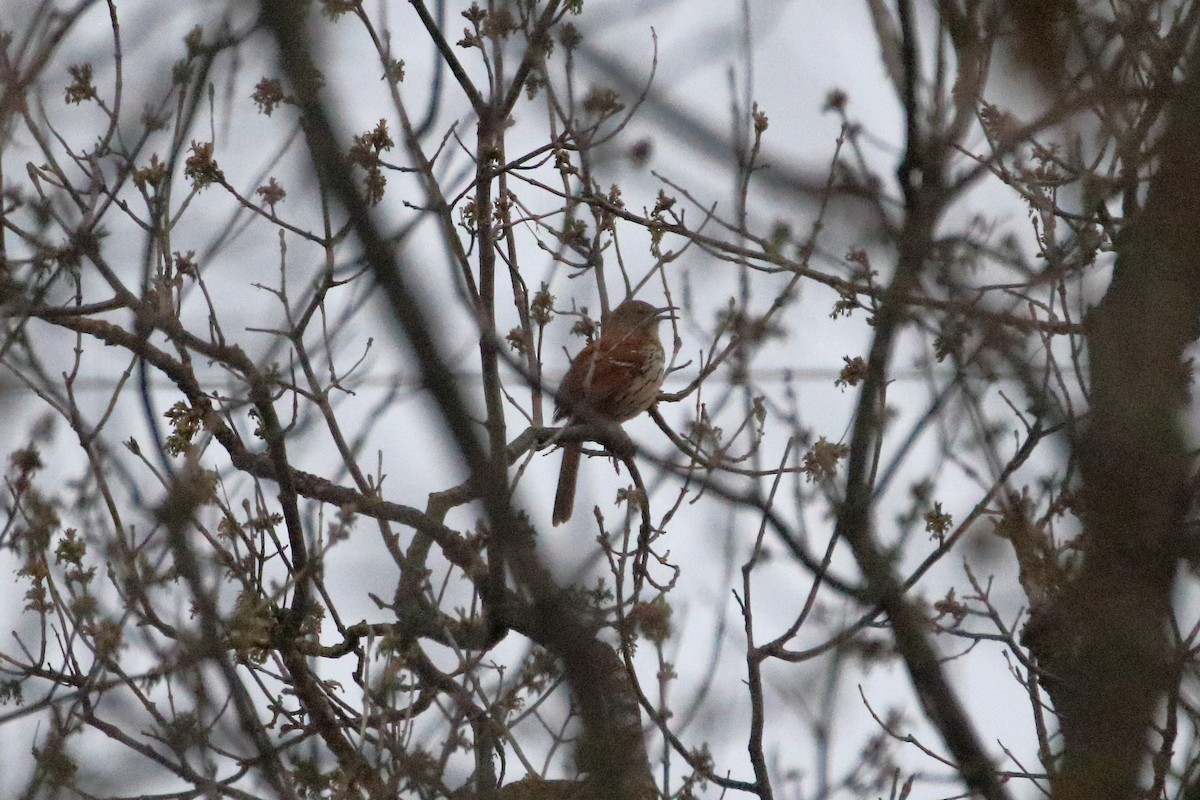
[3,1,1200,799]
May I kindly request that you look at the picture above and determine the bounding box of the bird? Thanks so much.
[552,299,670,526]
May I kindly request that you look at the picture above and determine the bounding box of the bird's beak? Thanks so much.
[654,304,678,321]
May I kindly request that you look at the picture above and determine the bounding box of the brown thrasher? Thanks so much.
[552,299,669,526]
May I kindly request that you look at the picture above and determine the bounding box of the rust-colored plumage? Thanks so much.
[552,299,668,526]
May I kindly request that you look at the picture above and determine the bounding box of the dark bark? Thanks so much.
[1027,34,1200,800]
